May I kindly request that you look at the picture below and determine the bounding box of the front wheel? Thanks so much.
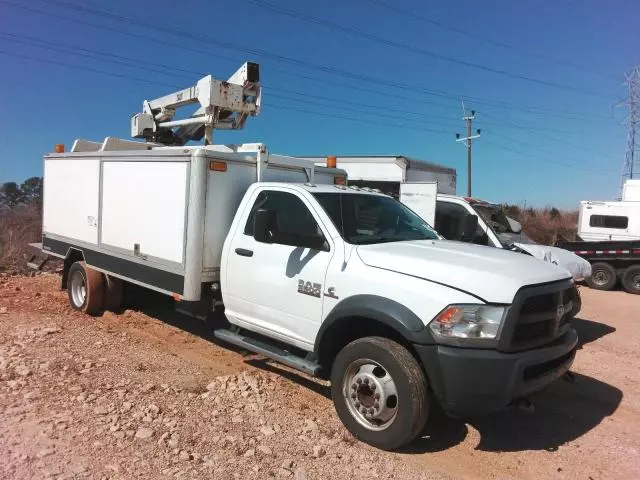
[330,337,428,450]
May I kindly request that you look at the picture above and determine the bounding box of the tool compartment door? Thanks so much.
[399,182,438,226]
[100,160,189,266]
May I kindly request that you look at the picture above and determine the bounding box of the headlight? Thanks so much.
[429,305,506,344]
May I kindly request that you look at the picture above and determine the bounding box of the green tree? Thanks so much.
[0,182,24,207]
[20,177,43,208]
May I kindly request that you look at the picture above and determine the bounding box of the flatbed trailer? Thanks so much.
[557,239,640,294]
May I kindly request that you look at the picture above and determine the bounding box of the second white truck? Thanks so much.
[33,64,579,450]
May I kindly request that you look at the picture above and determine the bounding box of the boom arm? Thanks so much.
[131,62,261,145]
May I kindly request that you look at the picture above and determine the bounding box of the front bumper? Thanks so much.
[415,327,578,417]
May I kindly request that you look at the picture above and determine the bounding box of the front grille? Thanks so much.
[513,319,553,344]
[501,280,574,352]
[521,293,556,314]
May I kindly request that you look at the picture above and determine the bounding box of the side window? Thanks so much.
[435,201,469,240]
[244,190,326,248]
[435,201,488,245]
[589,215,628,229]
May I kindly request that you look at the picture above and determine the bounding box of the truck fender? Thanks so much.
[314,295,434,360]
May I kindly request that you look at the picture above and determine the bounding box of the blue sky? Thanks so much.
[0,0,637,207]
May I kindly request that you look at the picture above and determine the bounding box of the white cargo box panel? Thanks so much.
[101,161,188,265]
[305,156,456,194]
[399,182,438,225]
[43,158,100,245]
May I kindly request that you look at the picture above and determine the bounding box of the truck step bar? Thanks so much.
[213,328,321,376]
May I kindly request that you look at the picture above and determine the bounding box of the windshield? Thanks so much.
[472,204,513,234]
[313,192,440,245]
[472,203,538,247]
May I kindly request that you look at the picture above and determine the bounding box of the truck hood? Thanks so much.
[356,240,571,304]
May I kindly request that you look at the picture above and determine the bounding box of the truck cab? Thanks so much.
[220,183,578,449]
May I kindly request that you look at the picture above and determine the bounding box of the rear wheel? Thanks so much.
[621,266,640,295]
[330,337,428,450]
[586,262,617,291]
[67,261,104,315]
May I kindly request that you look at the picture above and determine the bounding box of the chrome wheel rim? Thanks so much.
[70,270,87,307]
[592,271,609,286]
[342,359,398,431]
[632,273,640,291]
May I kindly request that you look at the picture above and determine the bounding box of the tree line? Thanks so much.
[0,177,43,210]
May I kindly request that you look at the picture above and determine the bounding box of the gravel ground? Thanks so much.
[0,273,638,479]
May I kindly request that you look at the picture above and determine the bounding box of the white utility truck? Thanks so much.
[33,63,579,450]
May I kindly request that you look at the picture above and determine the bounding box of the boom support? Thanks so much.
[131,62,261,145]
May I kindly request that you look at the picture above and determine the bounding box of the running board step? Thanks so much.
[213,328,321,376]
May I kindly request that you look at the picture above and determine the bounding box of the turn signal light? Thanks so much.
[209,161,227,172]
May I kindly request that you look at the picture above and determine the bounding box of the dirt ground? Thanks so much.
[0,274,638,480]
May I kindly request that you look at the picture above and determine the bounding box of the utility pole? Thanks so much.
[621,67,640,192]
[456,104,481,197]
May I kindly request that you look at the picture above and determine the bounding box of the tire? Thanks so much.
[621,265,640,295]
[67,261,104,315]
[103,275,124,311]
[585,262,617,291]
[330,336,429,450]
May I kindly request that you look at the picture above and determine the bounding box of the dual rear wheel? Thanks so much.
[67,261,123,314]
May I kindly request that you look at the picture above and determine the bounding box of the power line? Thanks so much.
[0,48,452,137]
[360,0,617,80]
[0,0,620,122]
[240,0,617,99]
[0,49,179,88]
[0,28,622,165]
[482,139,618,176]
[0,45,618,177]
[0,31,462,128]
[2,29,618,140]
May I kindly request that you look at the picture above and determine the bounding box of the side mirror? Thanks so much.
[506,216,522,234]
[460,214,479,242]
[253,209,276,243]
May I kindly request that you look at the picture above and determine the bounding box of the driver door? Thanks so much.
[225,188,333,348]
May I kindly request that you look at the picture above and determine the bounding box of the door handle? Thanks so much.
[235,248,254,257]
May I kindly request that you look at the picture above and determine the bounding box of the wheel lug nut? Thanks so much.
[370,384,376,390]
[351,393,356,399]
[363,378,369,385]
[374,402,379,409]
[355,401,360,408]
[374,393,380,400]
[369,408,375,415]
[356,378,362,384]
[351,384,357,390]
